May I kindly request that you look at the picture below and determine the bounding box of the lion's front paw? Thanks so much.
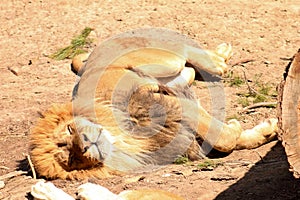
[31,181,74,200]
[77,183,121,200]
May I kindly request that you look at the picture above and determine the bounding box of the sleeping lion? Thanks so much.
[30,28,278,180]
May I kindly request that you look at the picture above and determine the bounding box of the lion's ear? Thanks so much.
[37,111,45,118]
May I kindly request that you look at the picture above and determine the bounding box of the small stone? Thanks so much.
[125,175,145,183]
[264,60,271,65]
[162,173,171,177]
[0,181,5,189]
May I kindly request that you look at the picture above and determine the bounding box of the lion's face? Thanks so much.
[30,100,153,179]
[51,115,120,173]
[67,117,116,164]
[30,103,118,178]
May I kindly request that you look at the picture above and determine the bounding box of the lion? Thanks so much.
[30,28,278,180]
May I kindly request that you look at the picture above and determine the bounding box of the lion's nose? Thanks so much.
[82,146,89,153]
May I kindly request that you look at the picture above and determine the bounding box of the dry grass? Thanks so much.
[50,27,94,60]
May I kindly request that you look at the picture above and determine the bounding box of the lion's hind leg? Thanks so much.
[184,100,277,154]
[185,43,232,76]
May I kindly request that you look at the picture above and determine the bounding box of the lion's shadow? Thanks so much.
[17,158,33,177]
[215,141,300,200]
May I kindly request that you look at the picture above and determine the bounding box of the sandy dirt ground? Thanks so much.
[0,0,300,199]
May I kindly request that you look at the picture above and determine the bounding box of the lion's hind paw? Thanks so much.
[215,43,233,62]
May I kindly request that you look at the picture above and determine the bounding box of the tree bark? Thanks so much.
[278,49,300,178]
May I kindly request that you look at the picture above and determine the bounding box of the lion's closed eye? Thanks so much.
[82,134,90,142]
[67,124,72,135]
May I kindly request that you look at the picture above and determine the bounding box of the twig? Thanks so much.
[242,102,277,113]
[254,150,264,161]
[231,58,255,67]
[7,66,19,76]
[27,154,37,179]
[0,171,27,180]
[241,68,259,95]
[222,160,254,168]
[280,57,293,61]
[0,166,10,170]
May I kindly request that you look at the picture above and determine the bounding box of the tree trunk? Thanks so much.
[278,49,300,178]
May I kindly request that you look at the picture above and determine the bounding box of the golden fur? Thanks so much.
[30,30,277,180]
[30,103,117,179]
[30,78,203,179]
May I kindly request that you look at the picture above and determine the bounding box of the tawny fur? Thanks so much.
[30,31,277,180]
[30,81,202,179]
[30,103,118,179]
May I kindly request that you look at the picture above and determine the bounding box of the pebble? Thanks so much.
[0,181,5,189]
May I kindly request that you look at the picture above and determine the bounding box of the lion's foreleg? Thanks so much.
[31,181,74,200]
[158,67,195,88]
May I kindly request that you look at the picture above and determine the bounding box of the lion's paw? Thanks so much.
[77,183,122,200]
[236,118,278,150]
[31,181,74,200]
[215,43,233,62]
[204,49,229,76]
[261,118,278,138]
